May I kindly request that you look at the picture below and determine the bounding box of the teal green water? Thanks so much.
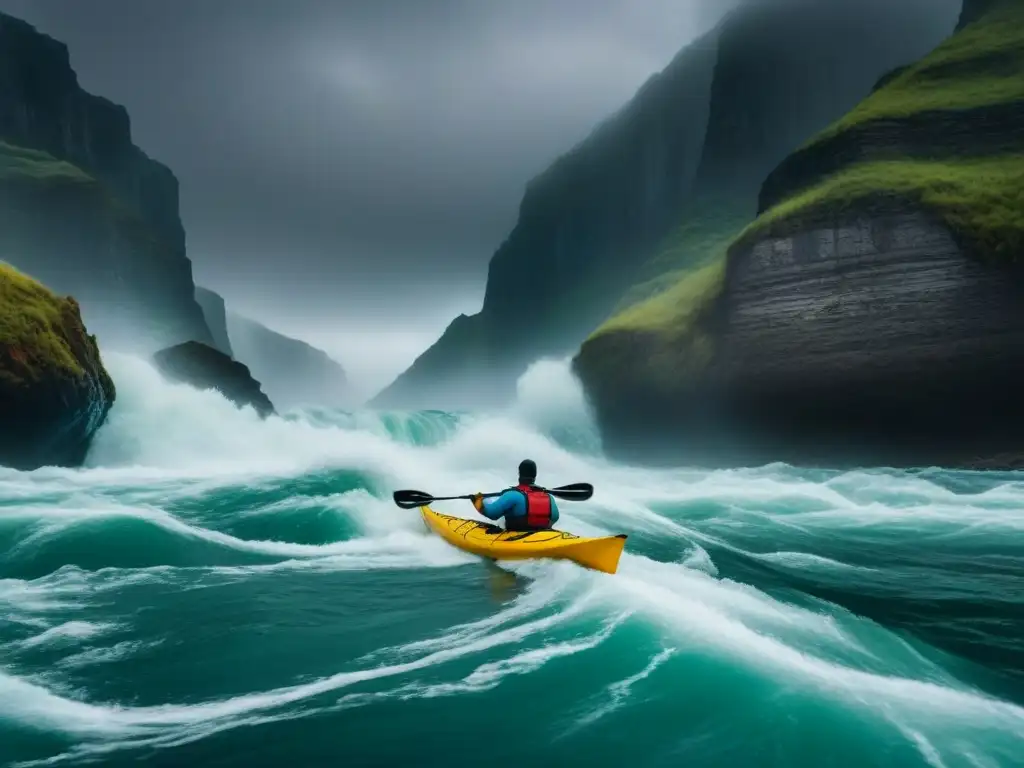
[2,355,1024,767]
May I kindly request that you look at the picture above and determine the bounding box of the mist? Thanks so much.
[0,0,737,384]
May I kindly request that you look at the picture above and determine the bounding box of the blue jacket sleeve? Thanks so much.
[550,496,560,525]
[480,490,518,520]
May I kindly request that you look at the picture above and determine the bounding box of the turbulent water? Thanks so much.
[2,354,1024,767]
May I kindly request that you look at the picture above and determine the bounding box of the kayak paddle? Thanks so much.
[392,482,593,509]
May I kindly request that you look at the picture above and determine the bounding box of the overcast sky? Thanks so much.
[0,0,734,396]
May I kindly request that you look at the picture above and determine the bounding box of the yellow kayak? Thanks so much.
[419,505,627,575]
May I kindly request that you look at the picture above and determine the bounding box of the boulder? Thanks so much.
[152,341,275,418]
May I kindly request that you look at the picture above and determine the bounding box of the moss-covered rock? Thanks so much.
[0,262,115,470]
[152,341,275,418]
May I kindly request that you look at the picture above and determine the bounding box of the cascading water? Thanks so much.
[1,352,1023,767]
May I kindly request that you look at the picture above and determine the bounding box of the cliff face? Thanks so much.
[372,312,500,411]
[226,312,351,411]
[0,262,115,470]
[715,210,1024,467]
[575,0,1024,469]
[372,30,721,409]
[0,12,213,353]
[695,0,959,199]
[194,286,233,357]
[375,0,961,411]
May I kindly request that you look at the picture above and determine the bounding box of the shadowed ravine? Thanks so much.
[1,354,1023,767]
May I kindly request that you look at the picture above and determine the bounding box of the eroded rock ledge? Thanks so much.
[577,208,1024,469]
[758,101,1024,213]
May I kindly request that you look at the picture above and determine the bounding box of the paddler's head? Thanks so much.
[518,459,537,486]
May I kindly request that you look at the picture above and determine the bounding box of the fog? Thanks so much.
[0,0,739,387]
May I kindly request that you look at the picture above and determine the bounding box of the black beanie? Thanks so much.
[518,459,537,483]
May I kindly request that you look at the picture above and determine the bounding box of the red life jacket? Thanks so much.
[507,483,553,531]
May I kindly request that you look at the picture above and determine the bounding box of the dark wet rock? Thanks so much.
[152,341,275,418]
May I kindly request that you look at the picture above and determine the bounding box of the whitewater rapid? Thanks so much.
[2,353,1023,767]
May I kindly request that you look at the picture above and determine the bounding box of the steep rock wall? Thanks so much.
[0,12,212,352]
[714,210,1024,467]
[376,0,960,411]
[194,286,233,357]
[576,0,1024,470]
[372,31,721,409]
[695,0,959,199]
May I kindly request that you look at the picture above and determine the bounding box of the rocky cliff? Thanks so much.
[194,286,233,357]
[575,0,1024,469]
[374,0,960,411]
[0,12,213,353]
[0,262,115,470]
[226,312,351,411]
[694,0,958,199]
[372,29,721,409]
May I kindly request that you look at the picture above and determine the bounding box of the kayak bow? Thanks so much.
[420,505,627,575]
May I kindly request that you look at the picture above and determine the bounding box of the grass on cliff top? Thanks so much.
[0,141,94,185]
[812,3,1024,143]
[741,154,1024,261]
[578,256,726,385]
[0,262,85,385]
[613,207,750,314]
[590,256,726,340]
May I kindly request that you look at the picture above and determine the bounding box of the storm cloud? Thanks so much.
[0,0,734,391]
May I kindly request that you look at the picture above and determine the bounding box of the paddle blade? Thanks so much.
[393,489,434,509]
[548,482,594,501]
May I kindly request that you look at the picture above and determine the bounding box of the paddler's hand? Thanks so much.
[471,493,484,512]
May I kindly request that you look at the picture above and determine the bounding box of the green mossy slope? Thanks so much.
[0,140,94,186]
[0,261,88,385]
[749,1,1024,261]
[816,3,1024,141]
[742,154,1024,262]
[575,212,743,399]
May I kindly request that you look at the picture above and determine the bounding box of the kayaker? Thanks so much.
[471,459,560,531]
